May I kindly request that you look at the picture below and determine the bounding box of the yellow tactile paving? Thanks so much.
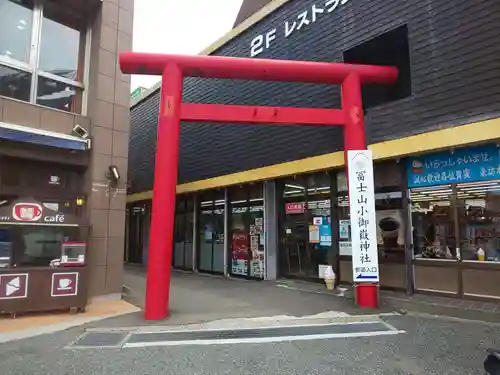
[0,300,139,334]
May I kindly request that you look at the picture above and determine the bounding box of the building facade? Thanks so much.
[126,0,500,300]
[0,0,134,299]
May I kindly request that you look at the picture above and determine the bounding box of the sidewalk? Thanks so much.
[119,265,500,325]
[91,265,388,328]
[0,298,139,343]
[276,279,500,323]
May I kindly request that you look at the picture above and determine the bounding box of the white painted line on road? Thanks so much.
[122,330,406,348]
[133,320,383,334]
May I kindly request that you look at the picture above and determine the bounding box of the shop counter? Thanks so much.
[0,266,88,317]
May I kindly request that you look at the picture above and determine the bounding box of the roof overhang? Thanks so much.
[0,122,90,151]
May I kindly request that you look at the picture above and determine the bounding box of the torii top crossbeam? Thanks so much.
[120,52,398,85]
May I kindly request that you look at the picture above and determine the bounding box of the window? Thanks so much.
[228,184,265,279]
[0,224,79,267]
[173,195,194,270]
[0,0,88,114]
[343,25,412,110]
[0,64,31,101]
[198,190,225,274]
[456,181,500,263]
[279,172,332,279]
[411,185,457,260]
[410,182,500,263]
[0,0,33,64]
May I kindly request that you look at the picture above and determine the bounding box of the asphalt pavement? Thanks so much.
[0,313,498,374]
[2,268,499,374]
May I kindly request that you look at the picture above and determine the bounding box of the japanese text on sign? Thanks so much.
[347,150,379,283]
[250,0,351,57]
[407,144,500,187]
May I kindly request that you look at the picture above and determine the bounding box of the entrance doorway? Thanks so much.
[228,183,265,279]
[127,203,150,264]
[173,195,194,270]
[278,172,333,281]
[197,190,225,274]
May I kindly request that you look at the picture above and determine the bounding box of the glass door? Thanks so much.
[228,184,265,279]
[197,190,225,274]
[127,204,145,264]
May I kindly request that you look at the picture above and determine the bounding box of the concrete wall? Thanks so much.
[85,0,134,297]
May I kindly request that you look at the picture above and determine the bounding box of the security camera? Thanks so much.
[108,165,120,182]
[72,124,89,139]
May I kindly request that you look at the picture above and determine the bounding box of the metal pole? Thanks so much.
[144,63,183,320]
[342,73,378,308]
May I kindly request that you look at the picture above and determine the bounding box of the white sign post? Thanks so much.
[347,150,379,283]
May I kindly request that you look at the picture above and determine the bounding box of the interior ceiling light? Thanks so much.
[457,181,500,188]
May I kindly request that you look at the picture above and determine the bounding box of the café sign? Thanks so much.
[250,0,350,57]
[0,199,78,226]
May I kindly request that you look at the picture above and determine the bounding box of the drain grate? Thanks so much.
[124,321,403,347]
[66,321,404,349]
[69,332,128,348]
[127,322,389,344]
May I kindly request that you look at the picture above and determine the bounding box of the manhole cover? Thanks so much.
[68,332,128,348]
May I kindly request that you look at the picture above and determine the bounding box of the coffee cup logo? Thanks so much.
[57,278,72,290]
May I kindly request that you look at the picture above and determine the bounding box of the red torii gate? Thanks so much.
[120,52,398,321]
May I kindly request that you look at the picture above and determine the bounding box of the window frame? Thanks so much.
[0,0,92,115]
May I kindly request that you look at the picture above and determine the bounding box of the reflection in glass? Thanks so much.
[39,6,84,81]
[36,76,81,112]
[0,0,33,63]
[374,192,405,262]
[457,180,500,262]
[173,212,186,269]
[229,184,265,279]
[198,195,225,274]
[280,173,331,278]
[231,202,249,276]
[0,64,31,101]
[199,202,214,272]
[338,191,405,262]
[212,200,225,273]
[281,176,307,277]
[410,185,456,259]
[0,224,79,267]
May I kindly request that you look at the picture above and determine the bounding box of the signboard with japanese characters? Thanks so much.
[407,144,500,188]
[285,202,305,214]
[347,150,379,283]
[250,0,351,57]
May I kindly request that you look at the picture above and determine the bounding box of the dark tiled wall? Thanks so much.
[129,0,500,194]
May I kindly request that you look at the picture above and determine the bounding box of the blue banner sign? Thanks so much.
[407,144,500,188]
